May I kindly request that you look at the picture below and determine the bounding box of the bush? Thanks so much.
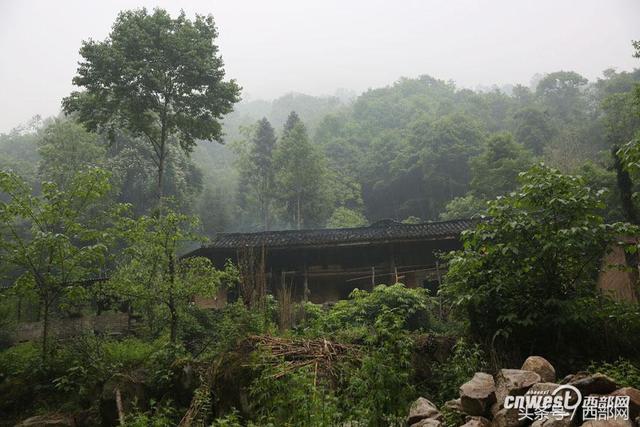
[299,284,434,341]
[588,358,640,388]
[441,164,639,362]
[427,338,487,404]
[0,342,41,380]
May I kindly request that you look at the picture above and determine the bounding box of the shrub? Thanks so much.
[441,164,639,362]
[588,358,640,388]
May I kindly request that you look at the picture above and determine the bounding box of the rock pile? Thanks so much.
[406,356,640,427]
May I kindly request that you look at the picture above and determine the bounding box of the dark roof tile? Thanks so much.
[199,218,475,250]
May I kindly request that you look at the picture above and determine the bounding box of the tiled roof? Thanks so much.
[197,219,475,250]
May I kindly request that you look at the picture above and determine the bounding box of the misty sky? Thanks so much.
[0,0,638,133]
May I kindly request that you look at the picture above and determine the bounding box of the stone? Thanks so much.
[495,369,541,404]
[522,356,556,383]
[610,387,640,419]
[407,397,442,425]
[16,414,74,426]
[490,407,526,427]
[410,419,442,427]
[581,420,634,427]
[460,372,497,416]
[530,417,573,427]
[443,398,464,414]
[490,402,502,418]
[462,415,491,427]
[569,373,618,396]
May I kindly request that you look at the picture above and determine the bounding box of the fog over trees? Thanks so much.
[1,3,640,426]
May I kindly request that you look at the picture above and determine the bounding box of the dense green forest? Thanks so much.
[4,65,640,232]
[1,7,640,427]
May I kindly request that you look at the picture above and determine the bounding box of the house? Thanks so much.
[185,218,639,305]
[185,219,474,304]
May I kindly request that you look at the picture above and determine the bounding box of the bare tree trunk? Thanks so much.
[613,146,639,225]
[41,298,50,366]
[157,143,166,206]
[115,387,126,426]
[296,194,302,230]
[169,305,178,344]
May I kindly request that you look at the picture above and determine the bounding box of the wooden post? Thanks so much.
[435,261,443,320]
[303,261,309,302]
[371,266,376,289]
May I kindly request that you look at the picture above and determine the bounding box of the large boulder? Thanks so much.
[462,416,491,427]
[491,407,526,427]
[610,387,640,420]
[407,397,442,425]
[443,398,464,414]
[530,417,573,427]
[527,382,579,405]
[569,374,618,396]
[411,419,442,427]
[495,369,541,404]
[521,356,556,383]
[581,420,634,427]
[460,372,497,416]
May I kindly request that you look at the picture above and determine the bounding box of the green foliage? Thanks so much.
[234,118,277,230]
[588,358,640,389]
[250,362,341,427]
[326,206,367,228]
[428,338,487,404]
[0,168,124,363]
[111,210,227,343]
[274,115,331,228]
[37,118,106,189]
[315,284,434,339]
[123,400,179,427]
[440,194,487,220]
[63,7,240,201]
[52,336,158,399]
[469,132,533,198]
[441,164,639,361]
[0,342,40,380]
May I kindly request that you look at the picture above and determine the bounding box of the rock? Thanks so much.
[407,397,442,425]
[410,419,442,427]
[560,374,575,385]
[16,414,74,426]
[521,356,556,383]
[460,372,497,416]
[491,407,526,427]
[490,402,502,417]
[569,373,618,396]
[100,370,147,427]
[530,417,573,427]
[581,420,634,427]
[443,398,464,414]
[495,369,541,404]
[462,415,491,427]
[610,387,640,419]
[528,382,561,394]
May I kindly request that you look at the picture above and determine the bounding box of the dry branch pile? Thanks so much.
[247,334,361,379]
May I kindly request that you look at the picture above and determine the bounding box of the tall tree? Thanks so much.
[512,107,554,155]
[469,132,533,198]
[0,169,120,365]
[535,71,588,121]
[37,118,106,189]
[62,8,241,204]
[112,210,224,343]
[274,114,329,229]
[236,118,277,230]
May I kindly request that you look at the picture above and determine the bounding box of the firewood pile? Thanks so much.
[246,334,361,379]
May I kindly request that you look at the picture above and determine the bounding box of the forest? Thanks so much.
[1,6,640,427]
